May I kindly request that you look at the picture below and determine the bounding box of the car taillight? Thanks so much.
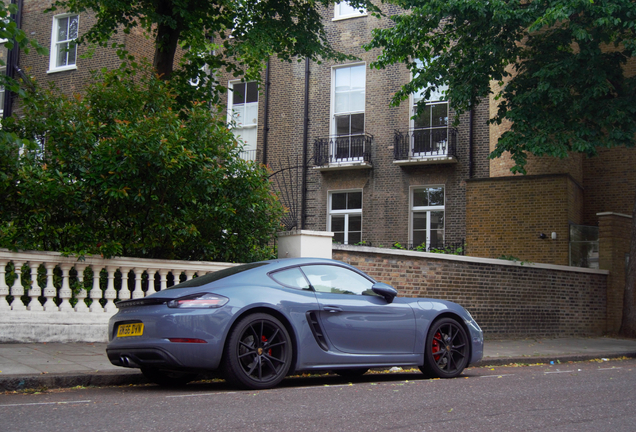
[167,293,229,309]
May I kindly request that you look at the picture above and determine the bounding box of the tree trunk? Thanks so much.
[153,23,181,80]
[619,194,636,338]
[151,0,182,80]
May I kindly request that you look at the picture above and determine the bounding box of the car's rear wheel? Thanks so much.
[222,313,292,389]
[141,368,198,387]
[335,368,369,378]
[420,317,469,378]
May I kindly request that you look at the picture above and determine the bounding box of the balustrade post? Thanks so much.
[27,262,44,312]
[132,268,145,299]
[57,263,74,312]
[147,269,158,295]
[118,267,132,300]
[74,264,89,312]
[43,263,58,311]
[10,261,27,311]
[184,270,196,281]
[103,266,118,312]
[158,269,169,291]
[89,265,104,313]
[0,260,10,311]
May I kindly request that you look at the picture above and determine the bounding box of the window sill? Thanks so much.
[332,13,368,21]
[314,161,372,171]
[47,65,78,74]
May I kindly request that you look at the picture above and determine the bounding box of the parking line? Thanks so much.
[0,400,92,408]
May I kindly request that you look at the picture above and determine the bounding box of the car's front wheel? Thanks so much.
[420,317,469,378]
[222,313,293,389]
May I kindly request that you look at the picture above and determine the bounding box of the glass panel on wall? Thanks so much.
[569,224,599,269]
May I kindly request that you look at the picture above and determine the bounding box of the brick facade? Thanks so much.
[218,4,491,249]
[17,1,155,99]
[334,246,608,339]
[466,174,583,265]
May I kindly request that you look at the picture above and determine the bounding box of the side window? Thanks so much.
[228,81,259,161]
[269,267,311,290]
[49,14,79,73]
[328,190,362,244]
[301,265,376,296]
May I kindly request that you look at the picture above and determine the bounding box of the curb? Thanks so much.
[3,352,635,391]
[472,351,636,367]
[0,370,146,392]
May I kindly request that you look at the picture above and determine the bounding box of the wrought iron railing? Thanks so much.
[394,128,457,161]
[314,133,373,167]
[239,149,258,162]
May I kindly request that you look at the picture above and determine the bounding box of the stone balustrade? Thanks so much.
[0,249,237,342]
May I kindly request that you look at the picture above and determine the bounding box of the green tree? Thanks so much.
[48,0,376,95]
[367,0,636,336]
[0,63,284,263]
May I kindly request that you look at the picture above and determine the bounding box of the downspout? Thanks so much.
[301,58,310,230]
[468,106,474,179]
[262,58,271,165]
[3,0,22,118]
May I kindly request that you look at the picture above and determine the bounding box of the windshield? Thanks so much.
[167,262,270,289]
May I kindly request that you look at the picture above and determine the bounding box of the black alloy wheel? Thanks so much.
[222,313,292,389]
[141,368,198,387]
[420,317,469,378]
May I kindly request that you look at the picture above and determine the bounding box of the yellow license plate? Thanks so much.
[117,323,144,337]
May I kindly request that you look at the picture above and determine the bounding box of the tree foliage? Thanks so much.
[367,0,636,170]
[0,63,284,263]
[368,0,636,337]
[48,0,377,98]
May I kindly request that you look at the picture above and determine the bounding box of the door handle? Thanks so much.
[323,306,343,313]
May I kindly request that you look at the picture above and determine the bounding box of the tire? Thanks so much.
[141,368,198,387]
[420,317,469,378]
[222,313,293,389]
[335,368,369,378]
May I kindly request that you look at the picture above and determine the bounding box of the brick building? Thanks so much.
[220,3,491,251]
[6,1,634,290]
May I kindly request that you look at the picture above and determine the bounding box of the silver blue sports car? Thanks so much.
[107,258,484,389]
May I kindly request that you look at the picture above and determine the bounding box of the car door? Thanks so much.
[300,264,416,354]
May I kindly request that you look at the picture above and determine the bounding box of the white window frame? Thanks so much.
[330,63,366,162]
[48,13,79,73]
[333,1,367,20]
[409,185,445,249]
[328,189,363,245]
[409,60,449,156]
[227,80,259,161]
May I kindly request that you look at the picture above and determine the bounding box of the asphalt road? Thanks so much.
[1,359,634,432]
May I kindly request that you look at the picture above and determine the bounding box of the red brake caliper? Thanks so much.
[261,335,272,356]
[432,331,442,360]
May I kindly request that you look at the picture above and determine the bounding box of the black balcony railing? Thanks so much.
[314,133,373,167]
[394,128,457,161]
[335,239,466,255]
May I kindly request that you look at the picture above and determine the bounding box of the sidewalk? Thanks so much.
[1,336,636,391]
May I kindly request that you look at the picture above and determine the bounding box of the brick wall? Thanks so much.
[466,174,583,265]
[598,213,633,333]
[18,1,156,99]
[333,246,608,339]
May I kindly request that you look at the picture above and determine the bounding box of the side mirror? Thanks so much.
[372,283,398,304]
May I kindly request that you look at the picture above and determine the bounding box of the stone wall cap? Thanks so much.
[276,230,335,238]
[333,244,609,275]
[596,212,633,219]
